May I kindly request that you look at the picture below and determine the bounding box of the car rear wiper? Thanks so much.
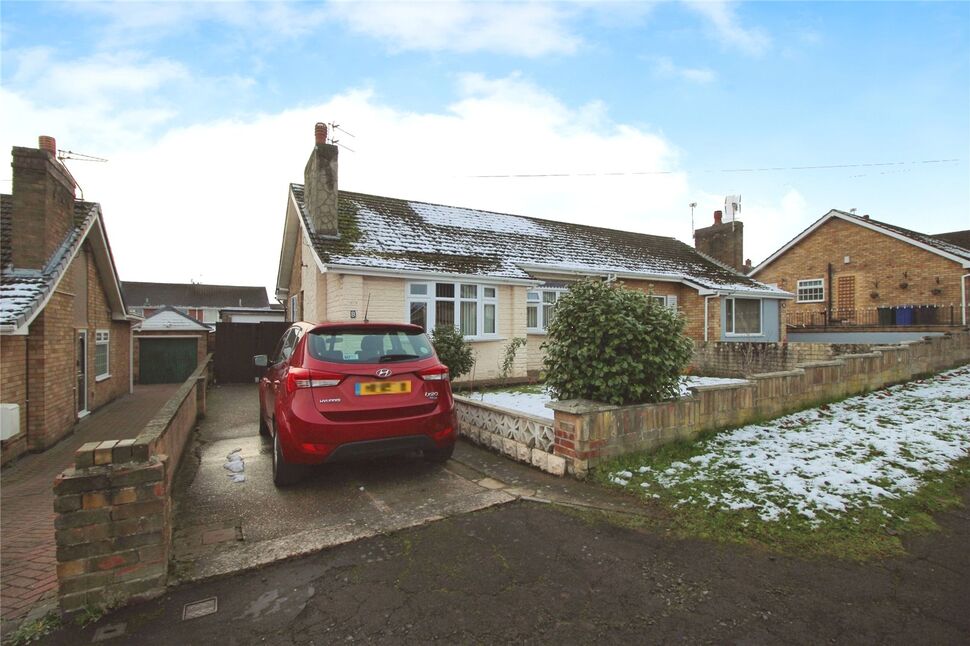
[379,354,420,362]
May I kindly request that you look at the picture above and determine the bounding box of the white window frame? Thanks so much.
[289,294,300,321]
[94,329,110,381]
[796,278,825,303]
[526,288,567,333]
[406,281,500,340]
[725,297,763,336]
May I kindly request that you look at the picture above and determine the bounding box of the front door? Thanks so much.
[76,330,88,416]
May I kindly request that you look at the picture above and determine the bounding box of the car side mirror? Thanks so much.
[254,354,268,367]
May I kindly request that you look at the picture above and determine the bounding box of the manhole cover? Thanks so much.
[92,623,126,642]
[183,597,218,620]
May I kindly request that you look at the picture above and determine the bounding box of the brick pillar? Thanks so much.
[53,446,170,612]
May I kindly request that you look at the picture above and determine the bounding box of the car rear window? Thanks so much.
[307,328,435,364]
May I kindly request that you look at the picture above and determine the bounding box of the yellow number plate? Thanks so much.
[355,380,412,396]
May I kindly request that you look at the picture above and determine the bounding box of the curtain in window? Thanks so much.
[734,299,761,334]
[484,304,496,334]
[410,302,427,330]
[460,301,477,336]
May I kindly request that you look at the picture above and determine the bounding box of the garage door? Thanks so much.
[139,338,198,384]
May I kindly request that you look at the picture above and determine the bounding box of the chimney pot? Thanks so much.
[314,122,328,146]
[713,210,723,225]
[38,135,56,156]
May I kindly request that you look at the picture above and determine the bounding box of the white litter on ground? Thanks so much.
[224,449,246,480]
[607,366,970,526]
[468,377,748,420]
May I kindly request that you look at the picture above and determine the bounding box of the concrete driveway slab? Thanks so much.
[171,385,514,584]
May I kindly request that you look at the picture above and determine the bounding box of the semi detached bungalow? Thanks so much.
[276,123,792,382]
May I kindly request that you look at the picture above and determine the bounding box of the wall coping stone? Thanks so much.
[546,399,624,415]
[795,360,843,368]
[453,395,552,426]
[748,369,805,380]
[689,382,755,392]
[134,354,211,452]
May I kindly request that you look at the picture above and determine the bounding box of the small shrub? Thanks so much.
[542,279,694,406]
[430,325,475,380]
[499,337,527,383]
[8,612,62,645]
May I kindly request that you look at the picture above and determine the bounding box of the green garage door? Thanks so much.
[139,338,198,384]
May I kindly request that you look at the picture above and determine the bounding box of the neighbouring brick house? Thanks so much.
[122,281,272,325]
[275,123,791,382]
[751,210,970,328]
[0,137,137,464]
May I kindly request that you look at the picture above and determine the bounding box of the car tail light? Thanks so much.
[418,365,450,381]
[286,367,344,393]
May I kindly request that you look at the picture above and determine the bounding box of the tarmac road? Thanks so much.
[46,487,970,645]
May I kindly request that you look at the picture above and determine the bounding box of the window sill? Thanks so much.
[526,330,547,336]
[795,300,825,304]
[464,336,505,343]
[724,334,765,338]
[95,374,111,382]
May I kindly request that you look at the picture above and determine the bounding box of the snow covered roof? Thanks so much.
[1,196,130,333]
[135,306,212,332]
[932,229,970,252]
[285,185,788,297]
[123,282,270,309]
[753,210,970,275]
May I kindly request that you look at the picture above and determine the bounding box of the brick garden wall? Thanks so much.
[550,331,970,477]
[690,340,878,377]
[52,356,209,612]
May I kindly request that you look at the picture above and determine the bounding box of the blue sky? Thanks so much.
[1,1,967,295]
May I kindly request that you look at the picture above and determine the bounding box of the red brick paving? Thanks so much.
[0,384,178,623]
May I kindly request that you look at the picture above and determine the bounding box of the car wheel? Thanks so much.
[423,443,454,464]
[272,429,304,486]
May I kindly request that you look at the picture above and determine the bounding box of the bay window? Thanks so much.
[725,297,762,335]
[408,281,498,338]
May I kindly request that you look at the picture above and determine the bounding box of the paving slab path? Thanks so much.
[0,384,178,631]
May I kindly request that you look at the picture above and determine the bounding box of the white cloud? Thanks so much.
[683,0,771,56]
[653,56,716,84]
[2,74,692,297]
[329,1,582,56]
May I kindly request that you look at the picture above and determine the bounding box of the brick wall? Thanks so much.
[53,358,209,612]
[754,217,970,321]
[690,340,877,377]
[550,331,970,477]
[0,335,28,464]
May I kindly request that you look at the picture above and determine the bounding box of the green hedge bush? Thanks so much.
[542,279,694,406]
[430,325,475,380]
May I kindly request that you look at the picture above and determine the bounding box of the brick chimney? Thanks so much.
[303,122,340,237]
[10,136,77,270]
[694,209,744,271]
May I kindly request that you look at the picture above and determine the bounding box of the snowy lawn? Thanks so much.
[463,376,748,420]
[597,365,970,559]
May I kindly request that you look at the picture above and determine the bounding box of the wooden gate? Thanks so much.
[214,322,290,383]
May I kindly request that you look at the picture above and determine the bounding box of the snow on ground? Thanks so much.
[467,376,748,420]
[609,366,970,526]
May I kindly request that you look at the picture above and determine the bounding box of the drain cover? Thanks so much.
[92,623,126,642]
[182,597,218,620]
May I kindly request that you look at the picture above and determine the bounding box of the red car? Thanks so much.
[256,321,457,486]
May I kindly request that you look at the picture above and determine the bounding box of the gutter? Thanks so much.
[324,263,542,287]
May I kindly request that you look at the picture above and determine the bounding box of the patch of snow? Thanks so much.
[410,201,551,238]
[618,366,970,526]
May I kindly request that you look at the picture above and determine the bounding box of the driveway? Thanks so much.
[171,385,513,583]
[171,384,652,584]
